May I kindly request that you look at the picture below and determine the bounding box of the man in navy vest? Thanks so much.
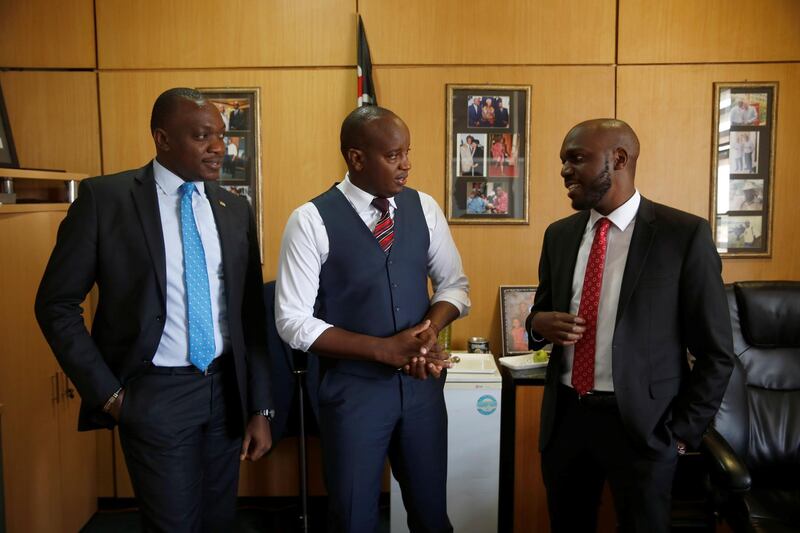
[275,106,470,533]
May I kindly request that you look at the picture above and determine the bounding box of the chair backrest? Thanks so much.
[713,281,800,483]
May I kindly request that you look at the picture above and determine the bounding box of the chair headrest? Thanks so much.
[734,281,800,348]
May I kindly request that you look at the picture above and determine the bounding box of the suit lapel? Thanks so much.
[205,183,235,309]
[131,163,167,305]
[615,196,656,325]
[557,211,590,312]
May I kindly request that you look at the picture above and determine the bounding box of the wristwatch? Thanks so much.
[254,409,275,421]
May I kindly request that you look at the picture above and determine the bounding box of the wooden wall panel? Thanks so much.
[375,65,615,350]
[0,0,95,68]
[98,68,352,282]
[96,0,356,69]
[619,0,800,64]
[361,0,616,65]
[0,72,101,176]
[617,63,800,281]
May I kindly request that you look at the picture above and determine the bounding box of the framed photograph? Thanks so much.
[447,85,530,224]
[499,285,537,355]
[711,82,777,257]
[198,87,262,250]
[0,82,19,168]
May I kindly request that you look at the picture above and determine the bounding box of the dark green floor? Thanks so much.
[80,497,390,533]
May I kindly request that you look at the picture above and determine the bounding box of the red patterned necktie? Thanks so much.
[371,197,394,253]
[572,217,612,395]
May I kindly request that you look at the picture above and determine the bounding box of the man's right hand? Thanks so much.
[378,320,452,371]
[107,389,125,422]
[532,312,586,346]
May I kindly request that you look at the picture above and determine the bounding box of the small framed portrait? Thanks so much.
[716,215,763,250]
[198,87,263,250]
[728,179,764,212]
[0,82,19,168]
[711,82,777,257]
[447,85,531,224]
[499,285,537,355]
[456,133,487,177]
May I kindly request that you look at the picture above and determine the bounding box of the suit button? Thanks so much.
[156,315,163,322]
[395,306,400,312]
[388,260,393,265]
[392,283,398,288]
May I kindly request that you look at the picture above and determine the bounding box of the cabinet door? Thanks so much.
[0,210,66,532]
[57,372,97,532]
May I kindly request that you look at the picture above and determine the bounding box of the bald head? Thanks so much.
[559,118,640,215]
[340,106,400,157]
[567,119,640,167]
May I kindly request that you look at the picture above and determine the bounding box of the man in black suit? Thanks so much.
[228,101,248,131]
[527,119,734,532]
[35,87,274,532]
[468,96,482,127]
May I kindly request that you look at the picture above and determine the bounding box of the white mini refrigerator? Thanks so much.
[390,352,502,532]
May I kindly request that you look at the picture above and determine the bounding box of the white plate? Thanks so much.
[499,353,549,370]
[447,352,497,374]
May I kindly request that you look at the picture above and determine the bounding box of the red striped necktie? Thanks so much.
[371,197,394,253]
[571,217,611,396]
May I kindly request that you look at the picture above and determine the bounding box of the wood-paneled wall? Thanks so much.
[1,0,799,513]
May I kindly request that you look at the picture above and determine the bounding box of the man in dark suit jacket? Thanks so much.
[228,101,248,131]
[35,88,274,532]
[468,96,482,127]
[526,119,733,532]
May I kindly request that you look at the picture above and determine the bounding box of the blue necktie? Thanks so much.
[179,182,216,372]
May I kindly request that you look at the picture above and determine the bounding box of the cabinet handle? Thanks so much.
[64,374,76,400]
[52,373,60,403]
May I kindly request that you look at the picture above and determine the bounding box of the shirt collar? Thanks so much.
[589,189,640,231]
[152,159,207,197]
[341,173,398,213]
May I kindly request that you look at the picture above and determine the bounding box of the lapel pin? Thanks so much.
[219,200,226,207]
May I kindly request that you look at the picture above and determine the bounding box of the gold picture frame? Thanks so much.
[710,82,777,257]
[446,84,531,224]
[198,87,263,256]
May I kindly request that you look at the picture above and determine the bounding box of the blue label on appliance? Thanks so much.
[476,394,497,415]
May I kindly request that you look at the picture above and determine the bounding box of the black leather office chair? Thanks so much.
[701,281,800,532]
[263,281,320,533]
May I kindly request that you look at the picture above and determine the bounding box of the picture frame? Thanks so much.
[0,82,19,169]
[446,85,531,224]
[499,285,537,355]
[198,87,263,252]
[710,82,777,257]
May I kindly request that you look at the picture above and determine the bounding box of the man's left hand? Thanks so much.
[240,414,272,461]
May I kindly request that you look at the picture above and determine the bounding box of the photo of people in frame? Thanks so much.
[728,93,768,127]
[717,215,763,250]
[465,181,509,215]
[729,131,759,174]
[221,135,248,182]
[457,133,487,176]
[728,179,764,211]
[500,286,537,355]
[466,95,511,128]
[488,133,519,177]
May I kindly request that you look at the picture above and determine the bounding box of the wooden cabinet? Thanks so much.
[0,170,97,532]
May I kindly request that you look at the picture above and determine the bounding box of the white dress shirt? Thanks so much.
[152,159,230,366]
[275,175,471,352]
[560,190,641,391]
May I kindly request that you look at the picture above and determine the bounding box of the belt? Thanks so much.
[558,383,617,408]
[146,354,230,376]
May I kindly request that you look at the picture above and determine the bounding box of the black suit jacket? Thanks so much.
[35,163,272,431]
[529,197,734,453]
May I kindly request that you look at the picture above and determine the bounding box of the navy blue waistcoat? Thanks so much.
[311,185,431,379]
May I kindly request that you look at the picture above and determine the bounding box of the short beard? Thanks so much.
[572,159,612,211]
